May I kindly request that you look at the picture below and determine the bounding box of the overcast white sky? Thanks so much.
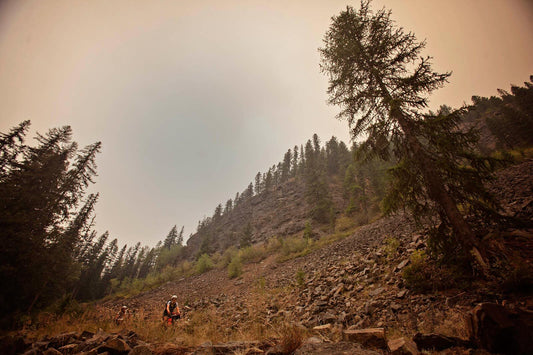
[1,0,532,247]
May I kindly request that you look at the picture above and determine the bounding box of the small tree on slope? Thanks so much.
[320,1,497,271]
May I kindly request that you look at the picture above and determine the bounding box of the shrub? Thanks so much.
[278,323,303,354]
[281,236,309,256]
[256,277,266,290]
[335,216,356,232]
[266,236,283,253]
[384,237,400,258]
[227,255,243,279]
[177,260,194,275]
[217,246,238,269]
[155,245,184,270]
[295,270,306,288]
[239,244,267,264]
[303,221,313,240]
[195,254,214,274]
[402,250,468,292]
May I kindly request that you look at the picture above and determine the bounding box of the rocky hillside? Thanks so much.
[3,172,529,355]
[10,160,529,354]
[185,175,349,258]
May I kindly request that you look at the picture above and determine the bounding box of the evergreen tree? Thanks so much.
[76,232,110,300]
[224,199,233,214]
[254,172,262,195]
[0,120,30,177]
[274,163,281,185]
[326,136,340,174]
[320,1,496,269]
[245,182,254,199]
[163,225,179,250]
[108,244,127,282]
[240,222,253,248]
[138,247,157,278]
[177,226,185,246]
[0,122,101,317]
[299,145,305,172]
[292,145,299,177]
[122,243,141,279]
[281,149,292,181]
[213,203,223,220]
[264,168,273,192]
[304,138,333,223]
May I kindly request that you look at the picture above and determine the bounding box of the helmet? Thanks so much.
[121,306,128,310]
[171,295,178,300]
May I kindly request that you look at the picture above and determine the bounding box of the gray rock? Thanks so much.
[395,260,409,272]
[57,343,79,354]
[466,302,533,354]
[388,337,419,355]
[396,289,408,298]
[369,287,384,296]
[100,337,131,354]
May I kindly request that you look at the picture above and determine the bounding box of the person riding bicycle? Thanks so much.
[163,295,181,324]
[115,305,128,325]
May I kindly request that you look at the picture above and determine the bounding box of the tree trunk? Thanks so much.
[394,111,489,274]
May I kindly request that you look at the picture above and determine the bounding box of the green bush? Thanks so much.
[266,236,283,253]
[217,246,239,269]
[295,270,306,287]
[195,254,214,274]
[239,244,268,264]
[335,216,356,232]
[177,260,193,275]
[156,245,184,270]
[227,255,243,279]
[281,236,309,256]
[303,221,313,240]
[384,237,400,258]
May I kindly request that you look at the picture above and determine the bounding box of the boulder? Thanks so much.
[48,332,78,349]
[57,343,79,354]
[99,337,132,354]
[396,290,408,299]
[387,337,418,355]
[343,328,387,349]
[466,302,533,354]
[313,324,332,331]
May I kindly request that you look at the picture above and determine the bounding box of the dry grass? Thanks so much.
[276,323,304,354]
[23,287,294,349]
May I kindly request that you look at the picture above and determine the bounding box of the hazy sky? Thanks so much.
[1,0,532,247]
